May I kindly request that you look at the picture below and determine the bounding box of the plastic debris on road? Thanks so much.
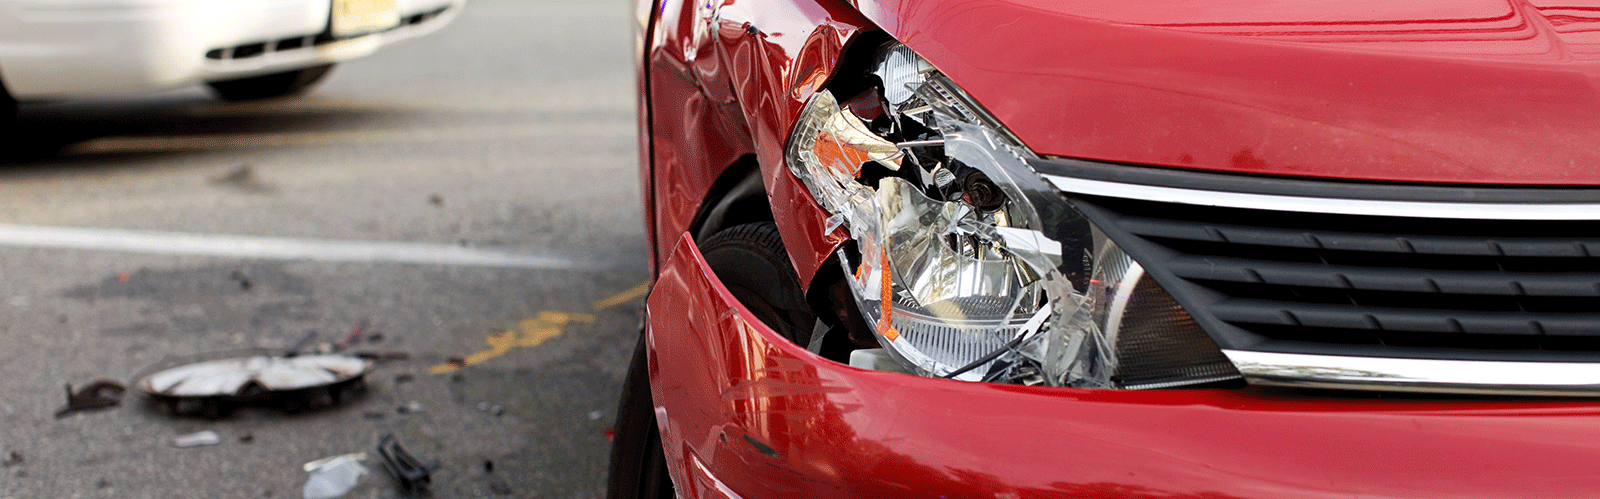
[303,453,368,499]
[173,431,221,448]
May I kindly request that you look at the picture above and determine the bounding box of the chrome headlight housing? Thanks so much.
[786,42,1240,389]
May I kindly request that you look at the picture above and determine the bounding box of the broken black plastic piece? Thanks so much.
[377,433,441,490]
[55,380,125,418]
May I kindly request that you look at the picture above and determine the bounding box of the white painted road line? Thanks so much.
[0,224,588,270]
[68,121,633,154]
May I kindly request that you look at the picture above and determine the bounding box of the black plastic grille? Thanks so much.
[1073,196,1600,362]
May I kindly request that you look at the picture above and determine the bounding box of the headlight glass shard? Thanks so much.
[785,41,1240,389]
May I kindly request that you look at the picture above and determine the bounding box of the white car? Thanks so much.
[0,0,462,114]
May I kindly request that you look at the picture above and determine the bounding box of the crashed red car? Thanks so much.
[611,0,1600,498]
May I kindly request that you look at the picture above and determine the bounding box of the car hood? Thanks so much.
[850,0,1600,185]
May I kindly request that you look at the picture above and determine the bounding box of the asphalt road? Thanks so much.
[0,0,644,497]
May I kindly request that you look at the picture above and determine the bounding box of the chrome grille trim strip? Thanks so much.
[1043,174,1600,220]
[1224,350,1600,396]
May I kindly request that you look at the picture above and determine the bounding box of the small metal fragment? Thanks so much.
[173,430,221,448]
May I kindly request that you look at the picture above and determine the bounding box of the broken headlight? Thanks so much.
[785,42,1240,389]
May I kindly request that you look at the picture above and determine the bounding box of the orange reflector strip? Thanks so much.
[877,252,898,341]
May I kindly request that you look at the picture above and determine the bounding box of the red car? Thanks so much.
[611,0,1600,497]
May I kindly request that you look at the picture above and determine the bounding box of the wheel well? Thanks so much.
[689,154,773,242]
[0,65,15,117]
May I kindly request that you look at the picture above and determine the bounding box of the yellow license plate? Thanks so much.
[331,0,399,38]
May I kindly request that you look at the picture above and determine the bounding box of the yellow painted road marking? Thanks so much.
[592,282,650,309]
[430,282,649,374]
[590,283,652,311]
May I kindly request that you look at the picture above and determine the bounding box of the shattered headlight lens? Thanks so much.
[785,42,1241,388]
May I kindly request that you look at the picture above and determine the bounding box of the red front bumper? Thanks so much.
[648,233,1600,499]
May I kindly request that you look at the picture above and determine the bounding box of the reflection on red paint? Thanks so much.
[850,0,1600,185]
